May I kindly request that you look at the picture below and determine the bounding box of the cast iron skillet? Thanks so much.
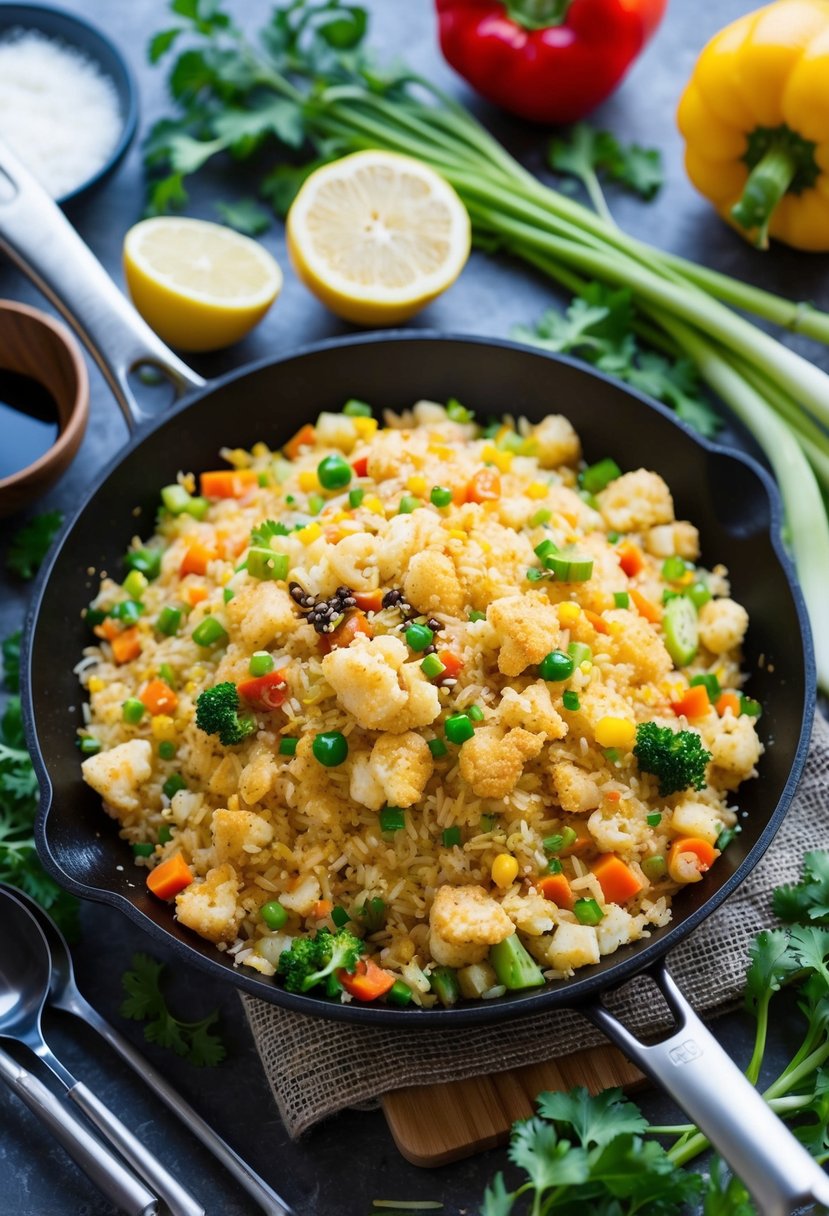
[1,142,824,1213]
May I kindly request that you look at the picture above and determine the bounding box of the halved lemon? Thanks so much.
[286,150,471,325]
[122,217,282,352]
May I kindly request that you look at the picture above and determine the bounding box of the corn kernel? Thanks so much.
[526,482,549,499]
[477,538,492,553]
[363,495,383,514]
[88,676,104,693]
[448,529,467,542]
[429,443,452,460]
[353,416,378,438]
[151,714,176,741]
[407,475,428,496]
[219,569,232,586]
[481,444,513,472]
[557,602,581,626]
[595,716,636,748]
[491,853,520,889]
[579,660,593,675]
[225,447,251,469]
[298,522,322,545]
[299,470,319,492]
[182,472,196,494]
[252,442,269,457]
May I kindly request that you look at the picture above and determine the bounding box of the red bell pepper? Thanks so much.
[435,0,667,125]
[237,671,287,710]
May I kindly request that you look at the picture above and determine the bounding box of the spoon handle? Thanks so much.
[0,1048,157,1216]
[67,1081,206,1216]
[78,999,294,1215]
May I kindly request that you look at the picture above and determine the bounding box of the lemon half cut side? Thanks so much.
[123,217,283,352]
[286,150,472,325]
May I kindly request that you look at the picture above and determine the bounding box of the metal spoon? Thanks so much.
[0,888,204,1216]
[5,884,294,1216]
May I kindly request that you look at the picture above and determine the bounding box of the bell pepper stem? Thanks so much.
[731,142,800,250]
[505,0,574,31]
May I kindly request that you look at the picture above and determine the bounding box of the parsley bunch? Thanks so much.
[120,953,226,1067]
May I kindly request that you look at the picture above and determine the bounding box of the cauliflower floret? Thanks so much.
[321,634,440,732]
[550,760,601,813]
[81,739,152,819]
[606,610,672,684]
[376,510,443,582]
[403,550,465,617]
[327,533,380,592]
[488,592,562,677]
[365,429,411,481]
[286,735,344,825]
[369,731,434,807]
[498,680,567,741]
[588,800,652,854]
[698,597,749,655]
[429,883,515,967]
[225,580,296,651]
[499,886,557,935]
[349,751,385,811]
[175,863,243,944]
[210,808,273,864]
[543,921,600,971]
[279,873,322,916]
[238,751,276,805]
[644,522,700,561]
[598,469,674,533]
[459,726,543,798]
[670,799,722,845]
[706,713,762,789]
[532,414,581,468]
[314,411,358,452]
[596,904,640,955]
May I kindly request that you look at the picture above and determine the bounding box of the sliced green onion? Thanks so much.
[158,662,176,690]
[124,548,162,580]
[663,595,699,667]
[604,747,621,764]
[430,486,452,508]
[579,458,622,495]
[387,979,413,1007]
[442,826,461,847]
[161,484,192,515]
[560,827,577,850]
[331,904,350,927]
[122,698,146,725]
[348,488,365,508]
[567,642,592,667]
[739,695,762,718]
[543,834,563,853]
[192,616,228,647]
[223,587,235,603]
[646,812,662,827]
[530,508,552,527]
[446,397,473,423]
[716,826,739,851]
[156,606,182,636]
[380,806,405,833]
[279,736,298,756]
[185,496,209,521]
[526,568,548,582]
[158,740,176,760]
[79,736,101,755]
[343,398,372,417]
[356,896,386,932]
[534,538,558,559]
[398,494,421,514]
[247,547,289,581]
[662,555,689,582]
[157,824,173,844]
[428,737,448,758]
[123,569,148,599]
[613,591,630,609]
[546,857,563,874]
[162,774,187,799]
[467,704,485,722]
[687,580,712,608]
[445,713,474,744]
[573,898,604,926]
[479,814,496,833]
[109,600,144,624]
[307,493,325,516]
[468,610,486,622]
[544,545,594,582]
[261,901,288,930]
[420,653,446,679]
[132,842,155,857]
[562,690,580,711]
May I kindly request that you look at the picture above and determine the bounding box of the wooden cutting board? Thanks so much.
[381,1044,645,1166]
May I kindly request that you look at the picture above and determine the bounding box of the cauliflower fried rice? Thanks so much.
[77,400,763,1007]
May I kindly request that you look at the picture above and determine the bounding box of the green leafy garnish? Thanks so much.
[548,124,664,218]
[513,284,721,438]
[250,518,291,547]
[773,851,829,924]
[120,952,226,1066]
[215,197,273,235]
[6,510,63,579]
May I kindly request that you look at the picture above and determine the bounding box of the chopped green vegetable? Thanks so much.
[133,842,155,858]
[386,979,413,1007]
[162,774,187,799]
[312,731,348,766]
[562,690,580,711]
[261,901,288,930]
[6,510,63,579]
[122,698,146,725]
[278,926,363,995]
[489,935,545,990]
[430,486,452,508]
[634,721,711,796]
[195,683,255,747]
[157,825,173,844]
[467,704,484,722]
[156,605,182,636]
[662,595,699,667]
[446,398,473,423]
[613,591,630,609]
[690,672,721,704]
[740,695,762,718]
[398,495,420,514]
[661,555,689,582]
[687,580,712,609]
[278,736,298,756]
[642,855,667,881]
[544,546,594,582]
[530,508,552,526]
[251,519,290,546]
[380,806,405,833]
[539,650,575,682]
[343,398,372,417]
[579,458,621,495]
[192,616,228,647]
[567,642,592,668]
[79,736,101,756]
[158,740,176,760]
[348,488,364,508]
[546,857,563,875]
[317,453,351,490]
[120,952,226,1066]
[445,713,474,744]
[331,904,350,928]
[355,896,386,933]
[123,569,149,599]
[468,610,486,623]
[646,812,662,827]
[247,547,288,581]
[420,653,446,679]
[573,898,604,926]
[249,651,275,677]
[405,623,433,651]
[429,966,460,1007]
[109,599,144,624]
[428,737,448,758]
[549,123,664,207]
[441,826,461,847]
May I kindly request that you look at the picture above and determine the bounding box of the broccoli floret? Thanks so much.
[195,682,255,747]
[278,927,364,994]
[633,721,712,796]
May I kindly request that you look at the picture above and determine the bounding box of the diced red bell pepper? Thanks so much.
[237,671,287,710]
[352,456,369,477]
[337,959,396,1001]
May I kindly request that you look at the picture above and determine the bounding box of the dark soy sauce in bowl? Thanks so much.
[0,368,60,479]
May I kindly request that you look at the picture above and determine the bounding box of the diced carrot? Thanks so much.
[319,610,373,654]
[466,467,501,503]
[337,959,396,1001]
[630,588,662,624]
[351,455,369,477]
[96,617,121,641]
[452,483,468,506]
[668,837,718,883]
[312,900,333,920]
[200,469,259,498]
[237,671,286,710]
[716,691,741,717]
[592,854,644,904]
[671,684,710,720]
[584,609,609,635]
[537,873,575,910]
[140,679,178,716]
[324,525,346,545]
[111,627,141,665]
[180,539,218,577]
[437,650,464,680]
[353,589,384,613]
[605,790,621,803]
[617,542,644,577]
[146,853,193,900]
[560,820,592,856]
[283,424,316,461]
[186,585,208,606]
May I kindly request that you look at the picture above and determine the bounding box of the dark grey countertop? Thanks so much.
[1,1,828,1213]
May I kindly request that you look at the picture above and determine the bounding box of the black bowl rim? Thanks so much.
[27,330,817,1026]
[0,1,139,204]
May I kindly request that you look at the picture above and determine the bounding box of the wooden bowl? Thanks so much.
[0,300,88,516]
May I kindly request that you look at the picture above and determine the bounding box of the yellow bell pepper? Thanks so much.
[677,0,829,250]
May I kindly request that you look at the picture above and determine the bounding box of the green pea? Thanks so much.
[317,454,352,490]
[312,731,348,767]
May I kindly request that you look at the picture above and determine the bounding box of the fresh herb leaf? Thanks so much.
[702,1158,755,1216]
[548,123,664,207]
[251,519,290,547]
[6,510,63,580]
[773,851,829,924]
[2,632,20,693]
[260,158,330,218]
[149,26,183,63]
[215,197,272,235]
[744,928,799,1017]
[120,952,227,1066]
[508,1117,588,1193]
[537,1086,648,1149]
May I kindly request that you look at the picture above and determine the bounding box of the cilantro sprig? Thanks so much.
[548,124,664,222]
[6,510,63,580]
[120,952,227,1067]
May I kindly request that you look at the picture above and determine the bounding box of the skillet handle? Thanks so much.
[583,960,829,1216]
[0,137,205,431]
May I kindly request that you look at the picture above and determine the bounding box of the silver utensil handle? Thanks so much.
[0,1049,157,1216]
[82,1002,293,1215]
[585,961,829,1216]
[68,1081,205,1216]
[0,137,204,431]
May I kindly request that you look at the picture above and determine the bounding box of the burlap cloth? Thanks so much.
[243,713,829,1138]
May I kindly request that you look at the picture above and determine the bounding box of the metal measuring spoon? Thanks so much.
[0,888,204,1216]
[5,884,294,1216]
